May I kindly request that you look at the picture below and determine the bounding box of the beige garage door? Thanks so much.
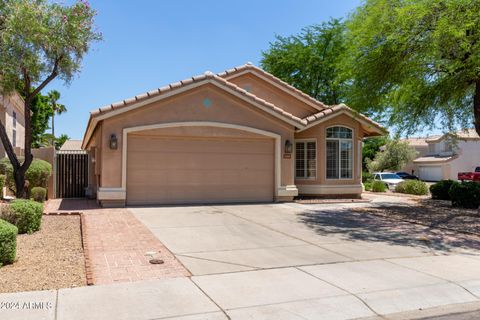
[126,134,275,205]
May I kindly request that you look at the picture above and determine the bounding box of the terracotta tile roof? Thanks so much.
[60,140,83,151]
[82,65,386,148]
[426,128,479,142]
[402,138,429,147]
[301,104,387,134]
[218,63,329,111]
[89,71,307,126]
[413,155,457,163]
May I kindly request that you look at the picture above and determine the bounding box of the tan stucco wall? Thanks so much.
[0,93,26,158]
[402,145,429,175]
[86,124,102,195]
[294,113,363,194]
[227,73,320,118]
[89,84,296,191]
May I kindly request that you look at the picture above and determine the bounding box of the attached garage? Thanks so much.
[126,127,275,205]
[419,166,443,182]
[82,65,386,207]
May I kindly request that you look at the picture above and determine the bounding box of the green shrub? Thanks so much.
[31,187,47,203]
[0,158,52,193]
[0,174,5,196]
[0,219,17,266]
[1,200,43,234]
[449,181,480,209]
[371,180,387,192]
[363,182,372,191]
[430,180,457,200]
[362,171,374,183]
[396,180,429,195]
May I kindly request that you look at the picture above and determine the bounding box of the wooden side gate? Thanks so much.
[55,150,89,198]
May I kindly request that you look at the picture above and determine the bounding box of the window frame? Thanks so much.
[294,139,317,180]
[12,128,16,148]
[325,126,354,180]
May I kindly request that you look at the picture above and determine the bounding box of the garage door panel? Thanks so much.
[128,153,274,171]
[127,134,275,205]
[127,169,273,187]
[419,166,443,182]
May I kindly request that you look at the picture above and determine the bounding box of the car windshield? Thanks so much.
[381,173,401,179]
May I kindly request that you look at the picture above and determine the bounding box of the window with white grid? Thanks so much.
[295,140,316,179]
[326,126,353,179]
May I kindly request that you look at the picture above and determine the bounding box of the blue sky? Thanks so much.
[50,0,362,139]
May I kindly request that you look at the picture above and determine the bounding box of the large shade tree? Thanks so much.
[344,0,480,136]
[261,19,347,105]
[0,0,101,197]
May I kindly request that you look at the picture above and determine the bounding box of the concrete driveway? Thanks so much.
[5,198,480,320]
[126,199,480,319]
[131,202,435,274]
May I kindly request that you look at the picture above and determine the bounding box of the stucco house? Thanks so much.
[0,91,25,158]
[402,129,480,181]
[82,64,386,207]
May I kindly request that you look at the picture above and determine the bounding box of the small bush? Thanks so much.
[0,158,52,193]
[364,182,372,191]
[31,187,47,203]
[430,180,457,200]
[362,171,374,183]
[449,181,480,209]
[396,180,429,195]
[0,219,17,266]
[1,200,43,234]
[371,180,387,192]
[0,174,5,195]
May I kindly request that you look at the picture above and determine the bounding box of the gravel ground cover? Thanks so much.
[0,215,86,293]
[354,198,480,235]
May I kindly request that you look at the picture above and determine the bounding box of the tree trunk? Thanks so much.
[20,96,34,198]
[475,80,480,137]
[13,166,27,198]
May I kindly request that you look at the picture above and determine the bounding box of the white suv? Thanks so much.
[373,172,404,189]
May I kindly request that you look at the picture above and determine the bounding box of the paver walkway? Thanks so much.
[82,209,190,284]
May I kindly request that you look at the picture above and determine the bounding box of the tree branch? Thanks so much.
[29,55,63,99]
[0,121,20,169]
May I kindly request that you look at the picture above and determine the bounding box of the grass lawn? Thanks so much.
[0,215,86,293]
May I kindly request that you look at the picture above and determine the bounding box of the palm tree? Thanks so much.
[47,90,67,145]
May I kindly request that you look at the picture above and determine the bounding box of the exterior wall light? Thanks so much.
[285,140,293,154]
[109,134,118,150]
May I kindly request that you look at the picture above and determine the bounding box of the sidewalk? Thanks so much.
[2,261,480,320]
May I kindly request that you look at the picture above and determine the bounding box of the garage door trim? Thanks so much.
[121,121,282,196]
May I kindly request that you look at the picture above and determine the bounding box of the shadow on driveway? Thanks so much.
[298,207,480,253]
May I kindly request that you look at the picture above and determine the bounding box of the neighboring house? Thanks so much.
[0,91,26,158]
[402,129,480,181]
[82,64,386,207]
[59,139,83,151]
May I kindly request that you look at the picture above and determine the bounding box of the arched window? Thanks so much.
[326,126,353,179]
